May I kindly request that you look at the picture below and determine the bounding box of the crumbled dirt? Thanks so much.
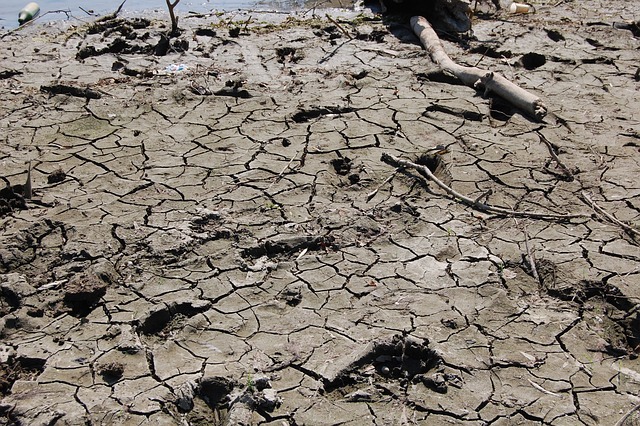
[1,1,640,424]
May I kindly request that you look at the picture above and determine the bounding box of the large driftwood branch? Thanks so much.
[410,16,547,121]
[381,152,588,220]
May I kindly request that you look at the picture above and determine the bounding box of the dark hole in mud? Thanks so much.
[0,185,28,218]
[424,104,484,121]
[138,307,171,335]
[0,356,46,396]
[324,335,441,394]
[96,362,125,384]
[330,157,352,175]
[195,28,217,37]
[138,301,211,335]
[279,284,303,306]
[519,52,546,70]
[545,28,565,42]
[356,29,386,43]
[416,70,461,86]
[199,377,234,409]
[63,273,108,317]
[275,46,303,63]
[0,70,22,79]
[416,154,442,173]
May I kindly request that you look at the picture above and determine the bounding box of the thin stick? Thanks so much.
[523,226,540,284]
[537,131,573,178]
[381,152,588,220]
[367,170,399,202]
[96,0,126,22]
[474,189,492,204]
[581,191,640,237]
[24,162,32,199]
[268,152,299,190]
[166,0,181,36]
[325,14,353,40]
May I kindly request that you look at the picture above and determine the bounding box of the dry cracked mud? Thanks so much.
[1,1,640,424]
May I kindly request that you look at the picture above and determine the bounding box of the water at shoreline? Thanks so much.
[0,0,322,30]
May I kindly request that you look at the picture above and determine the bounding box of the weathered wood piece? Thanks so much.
[411,15,548,120]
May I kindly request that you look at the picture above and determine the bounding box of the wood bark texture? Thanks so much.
[410,15,547,120]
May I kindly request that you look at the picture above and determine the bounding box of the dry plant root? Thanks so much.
[410,16,547,121]
[381,152,588,220]
[581,191,640,239]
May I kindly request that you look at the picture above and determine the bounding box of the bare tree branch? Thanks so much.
[380,152,588,220]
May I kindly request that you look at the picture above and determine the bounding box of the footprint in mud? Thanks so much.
[323,334,461,399]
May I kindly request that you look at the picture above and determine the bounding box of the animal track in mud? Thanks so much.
[330,157,352,175]
[240,235,336,260]
[324,335,446,399]
[0,354,45,397]
[137,300,212,335]
[525,259,640,356]
[275,46,304,63]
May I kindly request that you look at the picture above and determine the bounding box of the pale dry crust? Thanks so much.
[1,2,640,425]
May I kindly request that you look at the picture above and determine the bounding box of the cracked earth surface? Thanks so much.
[1,1,640,424]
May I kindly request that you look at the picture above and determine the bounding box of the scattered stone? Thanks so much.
[255,388,281,411]
[279,283,303,306]
[63,271,108,316]
[175,380,198,411]
[416,372,448,393]
[117,325,143,354]
[0,274,35,308]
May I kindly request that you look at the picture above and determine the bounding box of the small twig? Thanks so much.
[615,404,640,426]
[581,191,640,238]
[537,131,573,178]
[268,152,299,190]
[528,379,560,397]
[367,170,399,202]
[78,6,96,16]
[1,9,73,39]
[24,162,32,200]
[325,14,353,40]
[381,152,588,220]
[96,0,126,22]
[474,189,492,204]
[523,226,540,284]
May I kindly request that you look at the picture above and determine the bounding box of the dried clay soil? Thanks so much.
[1,1,640,424]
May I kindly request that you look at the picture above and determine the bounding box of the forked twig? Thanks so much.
[537,131,573,179]
[381,152,588,220]
[165,0,181,36]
